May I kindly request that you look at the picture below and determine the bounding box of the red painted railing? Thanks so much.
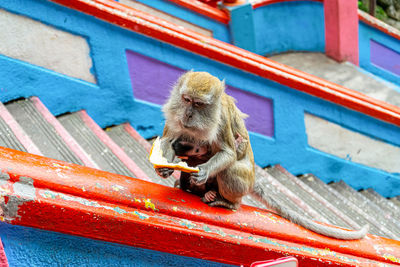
[358,9,400,41]
[50,0,400,128]
[1,147,400,266]
[251,0,323,9]
[167,0,229,24]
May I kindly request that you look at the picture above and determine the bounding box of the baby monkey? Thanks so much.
[171,134,246,204]
[155,71,368,240]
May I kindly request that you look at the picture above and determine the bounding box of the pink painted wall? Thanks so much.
[0,238,8,267]
[324,0,359,65]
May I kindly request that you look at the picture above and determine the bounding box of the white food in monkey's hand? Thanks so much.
[149,137,199,173]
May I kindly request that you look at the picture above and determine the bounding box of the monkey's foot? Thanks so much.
[201,190,217,203]
[208,199,239,210]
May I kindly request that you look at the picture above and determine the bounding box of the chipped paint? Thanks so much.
[132,211,149,220]
[254,211,283,224]
[143,198,158,211]
[111,184,126,192]
[0,170,10,187]
[179,219,197,230]
[383,254,400,263]
[0,176,36,222]
[52,163,72,170]
[95,183,104,189]
[40,189,129,215]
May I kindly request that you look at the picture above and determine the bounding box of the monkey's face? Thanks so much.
[163,71,223,141]
[180,94,208,129]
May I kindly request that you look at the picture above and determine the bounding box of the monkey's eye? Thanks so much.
[182,96,191,103]
[194,101,205,108]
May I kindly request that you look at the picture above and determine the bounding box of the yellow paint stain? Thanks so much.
[52,163,72,170]
[134,198,142,203]
[173,206,178,212]
[0,216,4,222]
[143,198,158,211]
[384,254,400,263]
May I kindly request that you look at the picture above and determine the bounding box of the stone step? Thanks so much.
[0,115,26,152]
[300,175,395,238]
[106,123,174,187]
[255,166,317,216]
[5,98,84,165]
[58,111,149,181]
[390,196,400,209]
[266,166,350,228]
[330,181,400,240]
[360,188,400,222]
[298,174,368,230]
[0,102,42,155]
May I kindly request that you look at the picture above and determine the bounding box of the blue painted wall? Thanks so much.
[0,223,233,267]
[252,1,325,55]
[0,0,399,197]
[359,21,400,87]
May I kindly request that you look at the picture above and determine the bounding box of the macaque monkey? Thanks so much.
[155,71,368,240]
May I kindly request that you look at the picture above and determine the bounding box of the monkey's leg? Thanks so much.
[208,160,252,210]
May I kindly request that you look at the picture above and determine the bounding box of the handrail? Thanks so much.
[167,0,229,24]
[1,147,400,266]
[251,0,323,9]
[358,9,400,41]
[50,0,400,128]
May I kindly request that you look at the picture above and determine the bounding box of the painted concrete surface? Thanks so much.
[269,52,400,107]
[126,50,274,137]
[119,0,213,37]
[359,19,400,86]
[305,113,400,174]
[370,39,400,77]
[253,1,325,55]
[0,238,7,267]
[0,223,233,267]
[324,0,359,65]
[0,0,399,197]
[0,9,96,84]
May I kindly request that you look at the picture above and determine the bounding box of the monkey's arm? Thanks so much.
[191,143,236,185]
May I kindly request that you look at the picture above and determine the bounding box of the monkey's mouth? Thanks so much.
[180,120,193,129]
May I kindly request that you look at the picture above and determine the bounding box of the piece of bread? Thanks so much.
[149,137,199,173]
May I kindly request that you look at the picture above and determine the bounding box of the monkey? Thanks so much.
[154,71,368,240]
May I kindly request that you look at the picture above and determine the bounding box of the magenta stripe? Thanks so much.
[79,111,151,181]
[0,102,42,156]
[0,238,8,267]
[123,123,180,180]
[30,97,99,169]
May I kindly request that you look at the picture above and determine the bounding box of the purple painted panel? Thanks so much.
[127,50,185,105]
[370,40,400,77]
[126,50,274,136]
[225,86,274,137]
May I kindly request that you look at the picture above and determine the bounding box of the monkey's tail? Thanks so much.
[250,182,369,240]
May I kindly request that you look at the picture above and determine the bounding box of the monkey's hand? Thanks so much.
[155,167,174,179]
[190,167,210,185]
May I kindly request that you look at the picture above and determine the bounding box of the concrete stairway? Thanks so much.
[269,52,400,108]
[0,97,399,240]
